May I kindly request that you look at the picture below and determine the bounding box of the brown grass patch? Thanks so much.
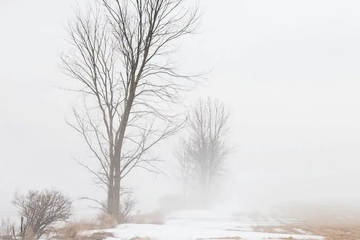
[251,204,360,240]
[289,222,360,240]
[56,214,117,240]
[254,222,360,240]
[95,213,117,229]
[57,219,98,239]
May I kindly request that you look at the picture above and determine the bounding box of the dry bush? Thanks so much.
[0,219,14,240]
[57,219,97,239]
[132,211,164,225]
[13,189,72,239]
[95,213,117,229]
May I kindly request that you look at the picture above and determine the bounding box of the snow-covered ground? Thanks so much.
[84,210,325,240]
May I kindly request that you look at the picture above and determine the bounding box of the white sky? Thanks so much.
[1,0,360,218]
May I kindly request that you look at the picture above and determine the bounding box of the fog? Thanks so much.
[1,0,360,221]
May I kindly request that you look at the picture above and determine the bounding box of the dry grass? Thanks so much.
[289,222,360,240]
[94,213,117,229]
[252,204,360,240]
[254,222,360,240]
[55,213,117,240]
[57,219,97,239]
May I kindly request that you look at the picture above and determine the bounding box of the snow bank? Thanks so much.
[85,210,324,240]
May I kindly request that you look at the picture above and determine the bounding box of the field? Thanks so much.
[79,204,360,240]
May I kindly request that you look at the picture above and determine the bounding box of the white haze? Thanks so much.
[1,0,360,219]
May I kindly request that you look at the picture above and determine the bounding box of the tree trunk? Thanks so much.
[107,154,115,217]
[107,186,114,216]
[110,89,135,222]
[113,164,121,222]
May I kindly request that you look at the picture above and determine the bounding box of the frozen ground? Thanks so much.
[84,210,325,240]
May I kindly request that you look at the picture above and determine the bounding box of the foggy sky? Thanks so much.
[1,0,360,218]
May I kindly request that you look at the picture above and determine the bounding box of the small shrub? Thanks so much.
[95,213,117,229]
[13,189,72,239]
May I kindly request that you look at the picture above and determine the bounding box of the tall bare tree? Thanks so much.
[175,98,231,201]
[61,0,200,221]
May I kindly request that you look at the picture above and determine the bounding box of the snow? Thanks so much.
[84,210,325,240]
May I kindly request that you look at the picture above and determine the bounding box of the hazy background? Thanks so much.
[1,0,360,219]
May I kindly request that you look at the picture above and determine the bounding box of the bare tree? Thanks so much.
[175,98,231,202]
[12,190,72,239]
[61,0,200,221]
